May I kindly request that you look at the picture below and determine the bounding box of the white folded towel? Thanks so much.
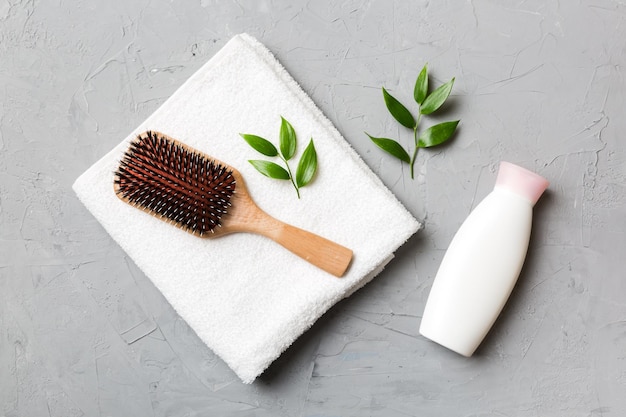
[73,33,420,383]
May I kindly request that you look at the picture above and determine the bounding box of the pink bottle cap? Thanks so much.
[495,161,549,206]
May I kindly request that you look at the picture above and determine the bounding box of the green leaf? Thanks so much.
[382,87,416,129]
[414,64,428,104]
[248,160,290,180]
[295,139,317,188]
[279,117,297,160]
[240,134,278,157]
[420,78,455,115]
[417,120,459,148]
[366,133,410,163]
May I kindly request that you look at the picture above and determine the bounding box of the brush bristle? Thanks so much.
[114,131,236,236]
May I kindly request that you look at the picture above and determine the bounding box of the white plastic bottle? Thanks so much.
[419,161,549,356]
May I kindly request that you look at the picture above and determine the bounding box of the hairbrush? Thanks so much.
[114,131,353,277]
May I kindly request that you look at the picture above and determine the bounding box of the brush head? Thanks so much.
[114,131,237,236]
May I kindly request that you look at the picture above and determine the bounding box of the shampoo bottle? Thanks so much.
[419,161,549,356]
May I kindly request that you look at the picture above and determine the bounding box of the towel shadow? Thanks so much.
[257,231,426,386]
[256,306,331,386]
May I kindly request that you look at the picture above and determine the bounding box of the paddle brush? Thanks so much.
[114,131,353,277]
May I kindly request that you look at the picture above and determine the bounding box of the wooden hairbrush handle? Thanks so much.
[223,198,353,277]
[209,175,353,277]
[260,216,353,277]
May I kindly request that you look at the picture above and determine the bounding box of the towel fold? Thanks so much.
[73,33,420,383]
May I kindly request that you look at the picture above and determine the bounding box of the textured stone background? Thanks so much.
[1,0,625,415]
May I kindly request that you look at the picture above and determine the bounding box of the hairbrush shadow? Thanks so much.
[114,131,353,277]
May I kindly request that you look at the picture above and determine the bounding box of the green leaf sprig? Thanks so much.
[366,64,459,179]
[240,117,317,199]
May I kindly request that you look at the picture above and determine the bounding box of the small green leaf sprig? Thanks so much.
[240,117,317,199]
[366,64,459,179]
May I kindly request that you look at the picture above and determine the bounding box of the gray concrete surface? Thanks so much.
[1,0,625,416]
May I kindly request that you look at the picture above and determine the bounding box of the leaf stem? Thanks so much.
[409,113,423,179]
[280,155,300,199]
[410,128,418,179]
